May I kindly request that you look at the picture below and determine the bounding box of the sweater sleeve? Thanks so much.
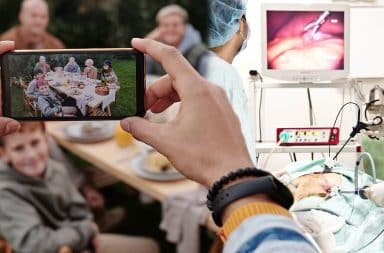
[0,190,95,253]
[38,96,61,117]
[224,215,318,253]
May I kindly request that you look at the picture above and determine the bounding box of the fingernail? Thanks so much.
[5,122,19,135]
[0,40,15,46]
[120,119,131,133]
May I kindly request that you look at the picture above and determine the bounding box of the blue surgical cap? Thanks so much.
[208,0,247,48]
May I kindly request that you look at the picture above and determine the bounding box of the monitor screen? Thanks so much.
[261,4,350,82]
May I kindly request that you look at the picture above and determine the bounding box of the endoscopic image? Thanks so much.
[266,10,345,70]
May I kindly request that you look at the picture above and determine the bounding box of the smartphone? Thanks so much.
[0,49,145,120]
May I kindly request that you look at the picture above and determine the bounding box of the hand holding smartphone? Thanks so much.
[0,49,145,121]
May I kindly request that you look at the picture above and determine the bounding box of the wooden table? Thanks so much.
[46,122,218,232]
[46,121,200,202]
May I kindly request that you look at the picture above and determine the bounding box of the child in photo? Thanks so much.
[36,77,77,117]
[0,122,159,253]
[26,68,45,100]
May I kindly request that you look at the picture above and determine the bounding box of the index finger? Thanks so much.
[0,41,15,54]
[132,38,203,95]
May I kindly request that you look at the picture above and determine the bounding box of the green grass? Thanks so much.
[110,60,137,117]
[10,85,27,117]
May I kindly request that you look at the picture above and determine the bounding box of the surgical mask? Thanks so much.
[238,26,250,53]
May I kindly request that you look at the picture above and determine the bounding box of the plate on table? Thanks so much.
[130,152,184,181]
[63,122,114,143]
[69,89,82,95]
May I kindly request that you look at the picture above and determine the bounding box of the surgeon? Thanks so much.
[203,0,255,163]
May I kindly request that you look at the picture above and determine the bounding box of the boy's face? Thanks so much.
[1,126,48,178]
[35,73,44,79]
[38,84,49,96]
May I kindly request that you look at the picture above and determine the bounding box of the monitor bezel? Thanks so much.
[260,3,351,83]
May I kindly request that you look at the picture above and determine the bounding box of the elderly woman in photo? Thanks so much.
[64,56,81,73]
[83,59,98,79]
[100,59,118,85]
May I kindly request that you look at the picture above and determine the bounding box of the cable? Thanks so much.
[249,70,263,143]
[339,87,346,129]
[328,102,361,157]
[292,208,354,226]
[355,152,377,188]
[258,88,263,142]
[364,99,380,121]
[260,140,282,169]
[348,227,384,253]
[307,88,316,160]
[307,88,314,126]
[333,135,353,160]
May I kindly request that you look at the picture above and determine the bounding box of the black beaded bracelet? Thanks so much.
[206,167,294,226]
[206,167,275,210]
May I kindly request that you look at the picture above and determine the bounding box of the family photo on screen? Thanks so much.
[7,53,137,119]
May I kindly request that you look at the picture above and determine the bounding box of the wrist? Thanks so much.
[221,181,273,222]
[204,159,254,187]
[206,168,294,227]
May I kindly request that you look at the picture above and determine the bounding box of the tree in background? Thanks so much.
[0,0,208,48]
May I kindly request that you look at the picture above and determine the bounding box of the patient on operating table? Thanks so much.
[288,172,342,201]
[277,160,384,253]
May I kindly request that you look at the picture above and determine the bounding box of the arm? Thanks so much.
[0,191,95,253]
[26,81,37,98]
[37,97,61,117]
[121,38,317,253]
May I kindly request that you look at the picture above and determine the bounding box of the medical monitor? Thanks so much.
[261,4,350,82]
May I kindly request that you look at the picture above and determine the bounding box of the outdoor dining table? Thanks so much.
[45,72,118,116]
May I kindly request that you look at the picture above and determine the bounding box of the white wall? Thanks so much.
[233,0,384,171]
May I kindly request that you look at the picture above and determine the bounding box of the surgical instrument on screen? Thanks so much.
[303,11,330,39]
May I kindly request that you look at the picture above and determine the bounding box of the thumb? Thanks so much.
[120,117,166,148]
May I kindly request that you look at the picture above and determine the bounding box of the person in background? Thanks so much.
[145,4,209,75]
[0,122,159,253]
[35,55,51,74]
[0,0,64,49]
[100,60,118,85]
[27,67,45,100]
[64,57,81,73]
[202,0,255,164]
[83,59,98,79]
[36,77,77,117]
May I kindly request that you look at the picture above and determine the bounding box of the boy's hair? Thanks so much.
[36,77,49,89]
[0,122,46,147]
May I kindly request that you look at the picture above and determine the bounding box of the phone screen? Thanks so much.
[1,49,145,120]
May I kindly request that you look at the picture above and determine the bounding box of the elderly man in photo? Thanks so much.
[0,0,64,49]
